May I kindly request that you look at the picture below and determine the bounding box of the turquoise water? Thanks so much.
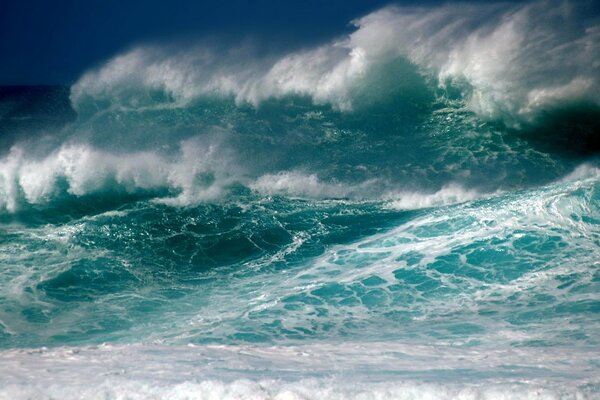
[1,2,600,398]
[2,173,600,349]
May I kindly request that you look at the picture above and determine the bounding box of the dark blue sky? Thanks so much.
[2,0,597,85]
[0,0,400,85]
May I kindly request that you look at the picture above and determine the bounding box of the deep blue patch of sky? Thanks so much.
[1,0,598,85]
[0,0,393,84]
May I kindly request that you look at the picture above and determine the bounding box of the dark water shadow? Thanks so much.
[514,102,600,158]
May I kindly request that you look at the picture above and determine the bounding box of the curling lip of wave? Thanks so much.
[70,0,600,125]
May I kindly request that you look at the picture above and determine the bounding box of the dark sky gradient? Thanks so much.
[1,0,598,85]
[0,0,398,85]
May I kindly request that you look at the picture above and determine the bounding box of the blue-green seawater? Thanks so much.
[2,174,599,347]
[0,76,599,398]
[3,2,600,396]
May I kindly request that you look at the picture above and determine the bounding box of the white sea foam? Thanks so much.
[0,131,595,213]
[560,163,600,182]
[70,41,364,111]
[385,183,486,210]
[250,171,375,199]
[251,172,490,209]
[0,343,598,400]
[3,378,595,400]
[71,0,600,125]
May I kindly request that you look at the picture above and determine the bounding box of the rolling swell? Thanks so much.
[1,169,599,348]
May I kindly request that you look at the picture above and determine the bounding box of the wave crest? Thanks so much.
[71,0,600,127]
[0,136,237,212]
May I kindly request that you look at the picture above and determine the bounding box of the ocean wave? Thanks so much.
[2,1,600,393]
[0,135,239,212]
[384,183,486,210]
[0,143,502,213]
[0,124,594,215]
[253,173,489,209]
[210,174,600,345]
[2,169,597,347]
[71,0,600,128]
[7,0,599,216]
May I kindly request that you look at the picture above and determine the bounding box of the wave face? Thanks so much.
[1,1,600,398]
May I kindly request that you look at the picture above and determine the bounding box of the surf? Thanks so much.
[0,0,599,398]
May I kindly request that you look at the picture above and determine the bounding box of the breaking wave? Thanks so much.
[1,1,600,398]
[71,0,600,127]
